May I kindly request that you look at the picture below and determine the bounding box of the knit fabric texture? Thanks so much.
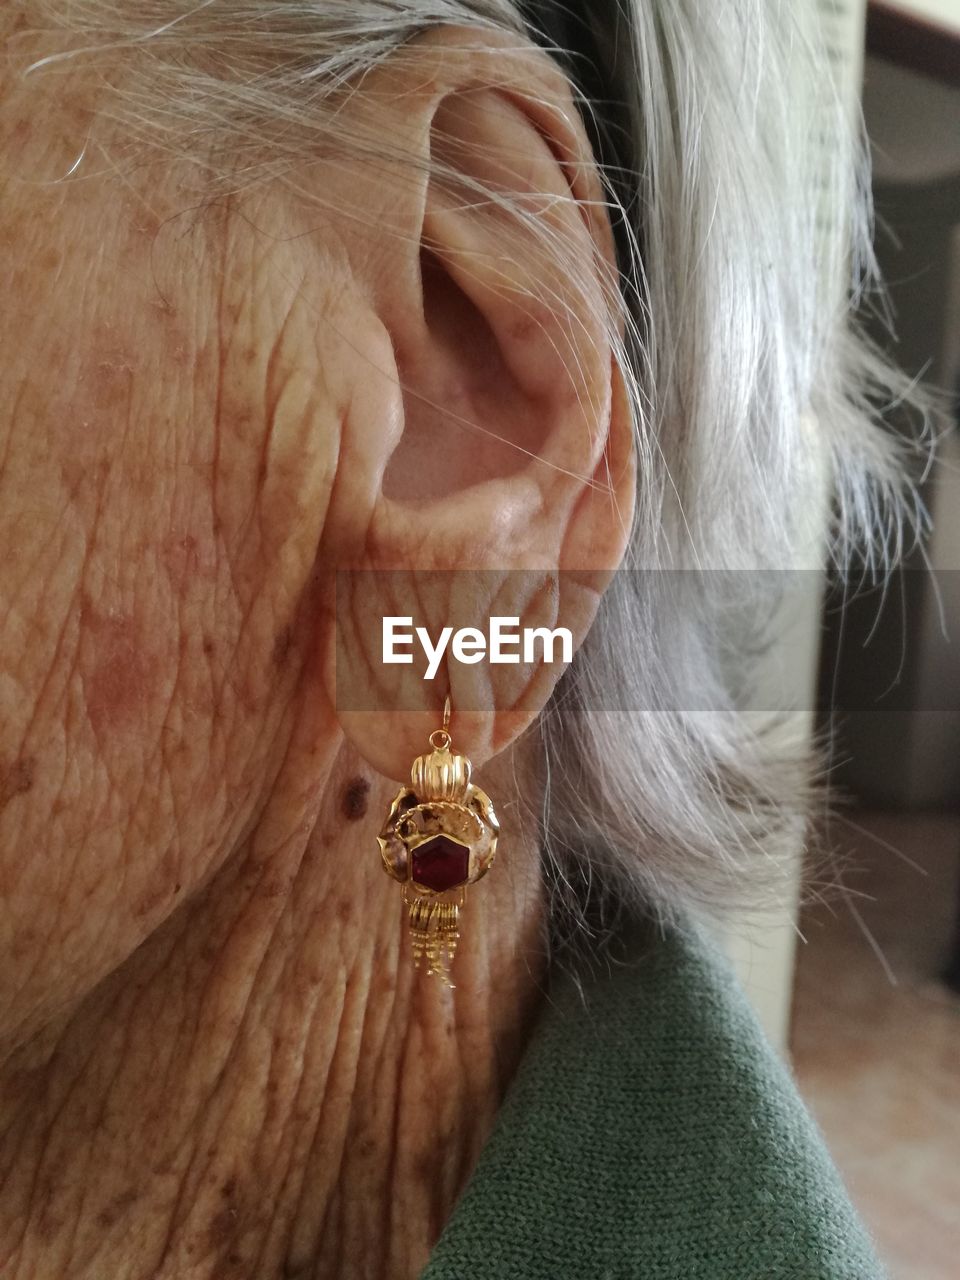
[421,914,883,1280]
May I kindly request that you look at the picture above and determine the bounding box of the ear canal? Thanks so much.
[381,240,551,500]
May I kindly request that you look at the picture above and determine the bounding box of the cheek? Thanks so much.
[0,426,285,1051]
[0,234,291,1053]
[0,123,348,1045]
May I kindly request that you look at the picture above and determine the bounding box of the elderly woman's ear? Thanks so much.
[304,27,636,779]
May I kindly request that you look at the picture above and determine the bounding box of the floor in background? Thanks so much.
[791,811,960,1280]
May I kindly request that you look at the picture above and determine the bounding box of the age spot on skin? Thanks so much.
[271,624,294,669]
[79,595,151,737]
[0,756,36,813]
[95,1187,141,1230]
[207,1203,240,1247]
[341,776,370,822]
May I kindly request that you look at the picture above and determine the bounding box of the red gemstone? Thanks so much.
[411,835,470,892]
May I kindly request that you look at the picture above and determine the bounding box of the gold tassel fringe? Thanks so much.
[403,887,463,987]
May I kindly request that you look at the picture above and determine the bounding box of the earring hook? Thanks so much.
[429,694,453,752]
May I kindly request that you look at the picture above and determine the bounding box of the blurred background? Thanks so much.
[729,4,960,1277]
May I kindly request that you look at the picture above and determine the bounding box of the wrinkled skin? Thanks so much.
[0,10,633,1278]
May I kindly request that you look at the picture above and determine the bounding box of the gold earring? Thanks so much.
[377,696,498,987]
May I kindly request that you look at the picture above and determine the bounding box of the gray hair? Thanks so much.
[16,1,929,936]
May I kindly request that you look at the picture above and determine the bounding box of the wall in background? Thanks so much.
[817,52,960,810]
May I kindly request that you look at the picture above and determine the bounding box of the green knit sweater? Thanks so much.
[421,913,883,1279]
